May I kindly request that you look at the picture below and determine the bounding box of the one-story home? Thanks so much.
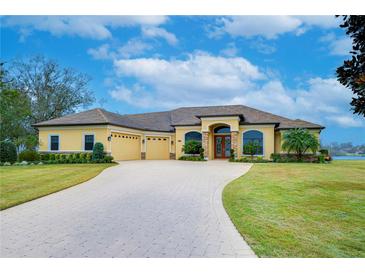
[33,105,324,160]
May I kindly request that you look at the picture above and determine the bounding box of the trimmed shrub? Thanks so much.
[40,153,50,161]
[182,140,202,154]
[86,153,92,161]
[92,142,104,160]
[49,154,55,160]
[199,147,204,159]
[104,156,114,163]
[19,150,40,162]
[230,157,270,163]
[230,149,235,161]
[319,149,329,156]
[318,155,325,163]
[0,141,17,163]
[178,155,206,161]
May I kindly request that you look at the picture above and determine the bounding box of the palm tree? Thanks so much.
[282,128,320,160]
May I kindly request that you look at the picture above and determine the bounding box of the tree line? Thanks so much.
[0,56,94,152]
[323,142,365,156]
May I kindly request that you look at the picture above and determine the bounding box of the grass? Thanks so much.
[0,163,116,210]
[223,160,365,258]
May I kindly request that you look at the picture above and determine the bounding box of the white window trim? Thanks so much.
[48,134,60,151]
[241,130,264,157]
[82,133,95,152]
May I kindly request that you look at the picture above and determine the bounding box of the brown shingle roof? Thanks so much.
[33,105,324,131]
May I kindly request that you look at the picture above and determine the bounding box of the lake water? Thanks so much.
[332,156,365,160]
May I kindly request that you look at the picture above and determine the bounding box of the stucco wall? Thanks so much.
[38,126,109,152]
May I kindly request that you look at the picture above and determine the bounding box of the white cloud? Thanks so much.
[298,16,341,29]
[250,39,276,54]
[142,26,178,45]
[3,16,168,40]
[88,39,152,60]
[117,39,152,58]
[327,115,364,127]
[113,52,264,103]
[214,16,341,40]
[329,36,352,56]
[218,16,302,39]
[220,42,238,57]
[110,53,363,128]
[87,44,112,60]
[319,33,352,56]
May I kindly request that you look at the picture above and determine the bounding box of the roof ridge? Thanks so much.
[96,108,109,123]
[173,104,243,110]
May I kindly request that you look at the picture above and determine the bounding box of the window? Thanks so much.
[50,135,59,151]
[214,126,230,133]
[84,135,94,151]
[243,130,263,155]
[184,131,202,144]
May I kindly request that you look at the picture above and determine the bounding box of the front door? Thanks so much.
[214,135,231,158]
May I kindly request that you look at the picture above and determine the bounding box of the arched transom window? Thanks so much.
[214,126,230,134]
[185,131,202,144]
[242,130,263,155]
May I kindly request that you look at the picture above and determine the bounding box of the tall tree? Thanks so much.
[336,15,365,117]
[9,55,94,125]
[0,62,31,142]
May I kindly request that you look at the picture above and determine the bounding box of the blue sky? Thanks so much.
[1,16,364,144]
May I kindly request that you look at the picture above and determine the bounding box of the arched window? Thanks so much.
[185,131,202,144]
[214,126,230,133]
[243,130,263,155]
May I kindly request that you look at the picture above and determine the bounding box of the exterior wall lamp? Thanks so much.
[107,135,112,142]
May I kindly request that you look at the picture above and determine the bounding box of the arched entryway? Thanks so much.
[211,124,231,159]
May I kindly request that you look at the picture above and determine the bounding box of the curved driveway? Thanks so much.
[0,160,255,258]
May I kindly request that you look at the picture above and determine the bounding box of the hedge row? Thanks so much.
[270,153,331,163]
[178,155,206,161]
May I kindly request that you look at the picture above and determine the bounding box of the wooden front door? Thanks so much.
[214,135,231,159]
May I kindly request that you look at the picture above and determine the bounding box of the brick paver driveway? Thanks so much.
[0,160,255,258]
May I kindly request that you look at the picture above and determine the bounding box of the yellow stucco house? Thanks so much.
[34,105,324,161]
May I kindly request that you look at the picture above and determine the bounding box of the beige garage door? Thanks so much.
[146,136,170,160]
[111,132,141,161]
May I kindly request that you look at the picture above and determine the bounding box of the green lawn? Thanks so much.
[223,160,365,258]
[0,163,116,210]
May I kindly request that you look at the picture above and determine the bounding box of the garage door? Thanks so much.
[111,132,141,161]
[146,136,170,160]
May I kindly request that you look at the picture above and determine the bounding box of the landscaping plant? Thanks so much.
[282,128,320,160]
[243,140,262,160]
[182,140,202,154]
[92,142,105,160]
[18,150,40,162]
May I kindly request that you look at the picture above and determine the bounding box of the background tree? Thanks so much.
[282,128,320,160]
[0,63,31,143]
[336,15,365,116]
[243,140,261,160]
[9,55,94,125]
